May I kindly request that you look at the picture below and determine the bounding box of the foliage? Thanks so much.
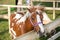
[33,1,60,7]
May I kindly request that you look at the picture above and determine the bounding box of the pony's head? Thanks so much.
[28,6,45,36]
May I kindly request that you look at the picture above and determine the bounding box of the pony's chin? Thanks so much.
[37,30,44,37]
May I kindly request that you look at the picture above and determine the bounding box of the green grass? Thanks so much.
[0,9,8,15]
[0,0,16,15]
[0,8,17,15]
[0,19,12,40]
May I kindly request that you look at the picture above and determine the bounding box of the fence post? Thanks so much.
[8,6,11,33]
[53,1,55,19]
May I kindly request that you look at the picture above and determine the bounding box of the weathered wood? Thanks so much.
[15,30,39,40]
[44,18,60,33]
[0,5,60,10]
[48,32,60,40]
[32,0,60,2]
[53,1,55,19]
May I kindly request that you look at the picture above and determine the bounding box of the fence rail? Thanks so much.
[32,0,60,2]
[0,8,7,10]
[0,5,60,10]
[0,14,8,19]
[0,5,60,20]
[48,32,60,40]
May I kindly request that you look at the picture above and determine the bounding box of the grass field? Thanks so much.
[0,0,15,40]
[0,19,12,40]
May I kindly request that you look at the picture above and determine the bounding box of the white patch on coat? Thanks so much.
[12,34,16,39]
[10,28,16,39]
[36,15,44,33]
[19,25,21,28]
[13,14,22,20]
[10,28,16,36]
[12,23,14,26]
[16,11,31,24]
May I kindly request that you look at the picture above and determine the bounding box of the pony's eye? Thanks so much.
[31,17,34,20]
[36,12,39,14]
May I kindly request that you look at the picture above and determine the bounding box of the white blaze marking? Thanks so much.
[36,15,44,33]
[36,9,41,14]
[16,11,31,24]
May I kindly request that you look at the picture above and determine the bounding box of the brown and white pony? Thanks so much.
[10,6,45,39]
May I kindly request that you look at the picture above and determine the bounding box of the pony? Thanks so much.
[10,6,45,39]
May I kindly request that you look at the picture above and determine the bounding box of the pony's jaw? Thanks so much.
[36,14,44,33]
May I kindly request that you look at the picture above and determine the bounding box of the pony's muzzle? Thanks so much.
[37,29,45,37]
[40,27,45,33]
